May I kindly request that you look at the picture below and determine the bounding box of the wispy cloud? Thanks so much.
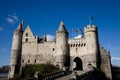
[45,34,55,41]
[111,57,120,61]
[0,28,3,31]
[107,43,120,51]
[1,48,7,52]
[6,13,19,24]
[6,17,14,24]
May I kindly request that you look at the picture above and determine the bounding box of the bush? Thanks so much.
[93,68,109,80]
[22,63,60,78]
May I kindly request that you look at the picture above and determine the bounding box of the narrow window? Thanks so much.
[81,44,83,47]
[28,60,30,63]
[71,44,72,47]
[25,38,28,42]
[76,44,78,47]
[78,44,80,47]
[26,33,28,36]
[53,48,55,51]
[84,43,86,47]
[68,44,70,47]
[22,60,24,63]
[34,60,36,63]
[73,44,75,47]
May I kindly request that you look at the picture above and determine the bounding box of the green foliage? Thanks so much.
[112,65,120,80]
[93,68,109,80]
[22,63,60,78]
[0,65,9,73]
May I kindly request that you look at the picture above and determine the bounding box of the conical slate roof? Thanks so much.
[16,20,24,31]
[58,21,68,33]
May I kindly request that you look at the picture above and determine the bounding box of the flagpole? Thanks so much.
[89,16,91,26]
[89,16,93,27]
[72,29,73,38]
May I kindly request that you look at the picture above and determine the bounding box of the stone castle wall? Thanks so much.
[8,21,112,79]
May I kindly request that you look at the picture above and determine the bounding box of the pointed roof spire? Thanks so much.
[57,21,68,33]
[44,34,47,42]
[16,20,24,31]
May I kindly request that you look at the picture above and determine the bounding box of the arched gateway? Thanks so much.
[73,57,83,70]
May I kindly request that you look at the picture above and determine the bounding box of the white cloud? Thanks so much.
[1,48,7,52]
[0,28,3,31]
[8,14,19,21]
[6,17,14,24]
[74,34,82,39]
[46,35,55,41]
[6,14,19,24]
[111,57,120,61]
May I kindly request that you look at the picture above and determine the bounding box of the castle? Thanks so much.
[8,21,112,79]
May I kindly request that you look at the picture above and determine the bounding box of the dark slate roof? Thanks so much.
[58,21,68,33]
[16,20,24,31]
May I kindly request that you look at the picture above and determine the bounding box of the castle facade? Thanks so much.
[8,21,112,79]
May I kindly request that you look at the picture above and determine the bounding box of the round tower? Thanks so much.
[84,25,100,69]
[55,21,70,70]
[8,21,24,79]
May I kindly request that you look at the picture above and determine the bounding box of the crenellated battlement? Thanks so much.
[99,45,110,55]
[68,38,86,47]
[84,25,97,33]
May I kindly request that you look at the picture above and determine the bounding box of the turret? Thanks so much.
[55,21,70,70]
[84,25,100,68]
[43,34,47,42]
[8,21,24,79]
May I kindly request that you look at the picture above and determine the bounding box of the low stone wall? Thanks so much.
[37,71,68,80]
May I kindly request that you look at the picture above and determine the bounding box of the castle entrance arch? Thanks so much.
[73,57,83,70]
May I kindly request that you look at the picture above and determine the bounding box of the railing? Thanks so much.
[76,70,111,80]
[38,71,68,80]
[76,70,94,80]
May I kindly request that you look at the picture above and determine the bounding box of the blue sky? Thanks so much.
[0,0,120,67]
